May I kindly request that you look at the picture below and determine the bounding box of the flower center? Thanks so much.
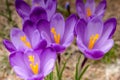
[28,55,39,75]
[88,34,99,49]
[86,7,92,17]
[20,35,32,48]
[51,27,60,44]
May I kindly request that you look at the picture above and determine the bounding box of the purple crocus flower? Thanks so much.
[37,13,78,53]
[76,0,106,22]
[75,17,117,60]
[9,47,56,80]
[15,0,56,21]
[3,20,47,53]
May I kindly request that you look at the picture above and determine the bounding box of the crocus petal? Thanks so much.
[10,28,30,51]
[77,37,88,53]
[84,17,103,45]
[30,7,47,23]
[40,47,56,76]
[99,39,114,53]
[37,19,52,44]
[23,51,40,73]
[27,74,44,80]
[41,31,52,45]
[62,14,78,47]
[23,20,36,40]
[84,49,104,60]
[15,0,31,19]
[50,13,65,41]
[31,30,42,49]
[85,0,95,14]
[75,19,87,43]
[13,66,30,79]
[45,0,57,21]
[9,52,26,68]
[94,18,117,48]
[51,44,65,53]
[3,39,16,53]
[76,0,86,20]
[9,52,32,78]
[37,19,50,36]
[95,0,106,16]
[104,18,117,38]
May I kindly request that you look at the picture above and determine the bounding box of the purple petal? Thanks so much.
[31,30,42,49]
[34,39,47,50]
[3,39,16,53]
[62,14,78,47]
[37,19,52,44]
[41,31,52,45]
[84,49,104,60]
[84,17,103,46]
[40,47,56,76]
[37,19,50,36]
[85,0,95,15]
[30,7,47,23]
[104,18,117,38]
[45,0,57,21]
[23,20,36,40]
[94,18,117,48]
[23,51,40,74]
[15,0,31,19]
[9,52,32,78]
[95,0,106,16]
[75,19,87,43]
[99,39,114,53]
[50,13,65,41]
[76,0,86,20]
[77,37,88,53]
[51,44,65,53]
[10,28,30,51]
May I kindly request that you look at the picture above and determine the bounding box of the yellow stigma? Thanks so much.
[20,35,32,48]
[51,27,60,44]
[86,7,92,17]
[28,55,39,75]
[88,34,99,49]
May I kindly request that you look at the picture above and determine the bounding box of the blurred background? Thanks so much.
[0,0,120,80]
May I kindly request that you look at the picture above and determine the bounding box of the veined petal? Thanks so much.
[40,47,56,76]
[45,0,57,21]
[15,0,31,19]
[50,13,65,42]
[62,14,78,47]
[84,17,103,45]
[99,39,114,53]
[10,28,31,51]
[3,39,16,53]
[76,0,86,20]
[30,7,47,23]
[95,0,106,16]
[23,20,36,40]
[94,18,117,48]
[85,0,96,15]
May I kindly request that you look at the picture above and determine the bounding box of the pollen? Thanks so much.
[20,35,32,48]
[88,34,99,49]
[51,27,60,44]
[29,55,39,75]
[86,7,92,17]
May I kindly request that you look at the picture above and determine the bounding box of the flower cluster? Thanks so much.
[3,0,117,80]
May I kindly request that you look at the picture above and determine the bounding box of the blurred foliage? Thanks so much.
[0,0,17,39]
